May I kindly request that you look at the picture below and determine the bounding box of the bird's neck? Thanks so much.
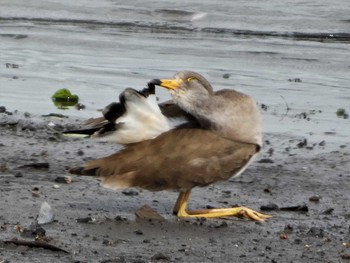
[175,92,262,147]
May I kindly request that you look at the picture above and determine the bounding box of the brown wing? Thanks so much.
[82,128,259,192]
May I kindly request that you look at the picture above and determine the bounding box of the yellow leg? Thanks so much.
[176,190,271,221]
[172,191,186,215]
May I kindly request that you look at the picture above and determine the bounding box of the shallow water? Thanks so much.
[1,0,349,143]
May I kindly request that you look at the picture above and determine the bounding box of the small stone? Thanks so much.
[32,190,40,198]
[77,149,84,156]
[135,204,164,220]
[14,172,23,178]
[261,104,268,111]
[297,139,307,148]
[75,103,86,110]
[53,184,60,189]
[21,222,46,238]
[279,232,288,240]
[77,217,96,223]
[284,224,294,234]
[215,221,228,228]
[134,230,143,235]
[102,239,115,246]
[0,106,6,113]
[263,188,272,194]
[321,208,334,215]
[258,158,274,163]
[122,189,139,196]
[55,176,72,184]
[307,227,324,238]
[5,63,19,68]
[294,238,302,244]
[309,195,321,202]
[1,223,8,231]
[222,73,231,79]
[318,140,326,146]
[151,252,170,261]
[115,215,128,222]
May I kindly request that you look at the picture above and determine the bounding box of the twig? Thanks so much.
[280,95,291,121]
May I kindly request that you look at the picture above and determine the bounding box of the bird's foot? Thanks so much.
[177,206,271,221]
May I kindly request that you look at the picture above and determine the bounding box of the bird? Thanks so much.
[70,71,271,221]
[63,84,194,145]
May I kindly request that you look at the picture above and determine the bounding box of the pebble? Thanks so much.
[307,227,324,238]
[77,217,96,223]
[284,224,294,234]
[0,106,7,113]
[297,139,307,148]
[280,232,288,239]
[14,171,23,178]
[115,215,128,222]
[151,252,170,261]
[135,204,164,220]
[122,189,139,196]
[261,103,268,111]
[21,222,46,238]
[318,140,326,146]
[53,184,60,189]
[321,208,334,215]
[55,176,72,184]
[134,230,143,235]
[32,190,40,198]
[309,195,321,202]
[257,158,274,163]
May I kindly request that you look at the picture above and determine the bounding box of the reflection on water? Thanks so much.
[0,0,349,143]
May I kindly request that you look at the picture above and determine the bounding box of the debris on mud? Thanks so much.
[336,108,349,119]
[76,217,96,224]
[135,205,164,220]
[54,176,72,184]
[3,238,69,254]
[17,162,49,169]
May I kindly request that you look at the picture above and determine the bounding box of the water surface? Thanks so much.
[1,0,349,144]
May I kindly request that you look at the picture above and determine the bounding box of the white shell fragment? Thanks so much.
[37,201,54,225]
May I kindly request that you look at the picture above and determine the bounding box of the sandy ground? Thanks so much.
[0,109,349,263]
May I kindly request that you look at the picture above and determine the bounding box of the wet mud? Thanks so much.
[0,110,349,262]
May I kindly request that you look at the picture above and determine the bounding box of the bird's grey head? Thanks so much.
[149,71,214,113]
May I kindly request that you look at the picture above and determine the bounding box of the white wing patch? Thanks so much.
[103,95,171,144]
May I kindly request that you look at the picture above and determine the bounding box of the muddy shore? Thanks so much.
[0,108,349,263]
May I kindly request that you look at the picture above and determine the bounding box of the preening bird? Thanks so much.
[63,85,194,144]
[70,71,271,221]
